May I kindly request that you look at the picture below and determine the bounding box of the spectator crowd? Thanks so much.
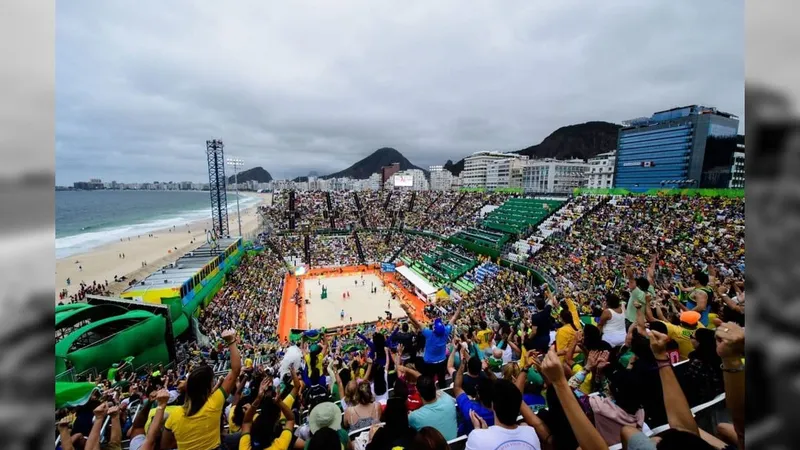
[56,192,746,450]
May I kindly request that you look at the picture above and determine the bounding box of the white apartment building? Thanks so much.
[522,158,590,194]
[586,150,616,189]
[485,157,529,190]
[729,148,744,189]
[461,151,523,187]
[429,165,454,191]
[384,169,429,191]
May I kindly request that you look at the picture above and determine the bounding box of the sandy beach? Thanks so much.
[55,192,271,303]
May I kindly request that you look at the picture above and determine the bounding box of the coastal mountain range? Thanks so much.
[281,121,625,181]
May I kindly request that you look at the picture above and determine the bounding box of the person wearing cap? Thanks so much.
[658,310,704,361]
[401,301,461,388]
[303,402,349,449]
[518,367,546,412]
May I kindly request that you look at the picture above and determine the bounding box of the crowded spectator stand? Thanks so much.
[54,191,745,450]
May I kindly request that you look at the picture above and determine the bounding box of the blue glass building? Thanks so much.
[613,105,739,190]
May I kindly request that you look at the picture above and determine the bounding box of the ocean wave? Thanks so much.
[55,194,261,259]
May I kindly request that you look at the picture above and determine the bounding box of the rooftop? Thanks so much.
[122,237,240,292]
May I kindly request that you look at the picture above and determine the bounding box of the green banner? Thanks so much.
[574,188,744,198]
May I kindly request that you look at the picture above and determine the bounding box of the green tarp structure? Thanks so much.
[56,382,100,409]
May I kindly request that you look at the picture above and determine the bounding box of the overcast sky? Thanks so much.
[55,0,744,184]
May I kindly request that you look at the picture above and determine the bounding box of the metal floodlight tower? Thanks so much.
[206,139,230,239]
[227,157,244,237]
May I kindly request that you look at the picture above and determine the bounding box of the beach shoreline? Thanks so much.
[55,192,271,304]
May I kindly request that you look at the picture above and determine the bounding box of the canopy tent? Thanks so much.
[396,265,438,301]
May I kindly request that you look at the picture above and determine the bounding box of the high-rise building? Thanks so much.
[522,159,590,194]
[614,105,740,190]
[586,151,616,189]
[485,157,529,190]
[729,146,745,189]
[380,163,401,189]
[385,169,429,191]
[429,165,454,191]
[462,151,524,187]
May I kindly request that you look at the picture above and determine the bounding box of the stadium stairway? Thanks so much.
[449,192,466,214]
[353,232,366,264]
[353,192,368,228]
[288,190,297,230]
[326,192,335,229]
[408,191,416,212]
[303,234,310,266]
[383,191,392,209]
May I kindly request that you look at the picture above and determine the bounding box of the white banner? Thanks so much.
[394,175,413,187]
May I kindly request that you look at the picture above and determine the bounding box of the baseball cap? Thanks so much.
[433,318,446,337]
[526,368,544,387]
[308,402,342,434]
[679,311,701,326]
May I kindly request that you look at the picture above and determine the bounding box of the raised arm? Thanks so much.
[714,320,745,449]
[717,285,744,314]
[647,252,657,286]
[400,303,422,331]
[241,379,270,435]
[541,346,606,450]
[220,329,242,396]
[449,302,463,327]
[141,390,170,450]
[648,330,699,435]
[85,403,108,450]
[57,418,74,450]
[453,349,466,398]
[520,400,553,450]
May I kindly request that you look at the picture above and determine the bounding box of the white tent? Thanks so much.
[396,265,438,301]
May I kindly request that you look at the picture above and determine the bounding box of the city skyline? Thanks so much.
[56,1,744,185]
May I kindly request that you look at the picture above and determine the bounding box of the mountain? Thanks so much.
[321,147,427,180]
[444,121,622,176]
[514,121,622,160]
[228,167,272,184]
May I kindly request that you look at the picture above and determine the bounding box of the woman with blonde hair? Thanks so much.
[343,380,381,432]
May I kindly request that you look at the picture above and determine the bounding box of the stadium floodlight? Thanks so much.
[226,157,245,237]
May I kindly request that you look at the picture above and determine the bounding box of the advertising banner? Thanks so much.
[394,175,413,187]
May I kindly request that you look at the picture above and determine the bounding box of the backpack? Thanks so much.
[304,383,330,410]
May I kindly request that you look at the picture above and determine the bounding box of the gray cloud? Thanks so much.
[56,0,744,184]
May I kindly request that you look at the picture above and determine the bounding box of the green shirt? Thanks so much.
[625,286,655,323]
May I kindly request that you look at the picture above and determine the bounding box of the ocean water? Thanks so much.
[56,190,258,258]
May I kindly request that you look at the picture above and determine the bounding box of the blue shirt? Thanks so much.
[409,393,458,441]
[523,393,547,412]
[456,392,494,434]
[422,325,452,363]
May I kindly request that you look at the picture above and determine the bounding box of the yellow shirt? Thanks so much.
[475,329,493,351]
[239,429,293,450]
[145,405,181,433]
[556,325,579,362]
[228,407,241,433]
[661,321,704,361]
[164,388,226,450]
[244,358,253,369]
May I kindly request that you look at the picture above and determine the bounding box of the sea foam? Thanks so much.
[55,195,260,259]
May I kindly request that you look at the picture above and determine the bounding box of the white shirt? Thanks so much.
[466,425,541,450]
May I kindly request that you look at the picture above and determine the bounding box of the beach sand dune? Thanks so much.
[55,193,270,303]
